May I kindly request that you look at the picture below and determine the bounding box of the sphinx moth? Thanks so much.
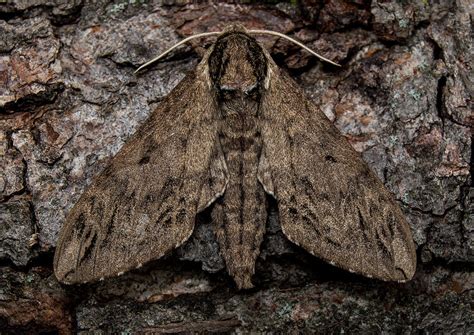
[54,24,416,289]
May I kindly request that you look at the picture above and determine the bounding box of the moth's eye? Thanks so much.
[219,87,237,100]
[219,84,259,100]
[245,84,259,98]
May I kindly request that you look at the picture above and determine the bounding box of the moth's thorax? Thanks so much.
[220,42,257,92]
[208,32,267,97]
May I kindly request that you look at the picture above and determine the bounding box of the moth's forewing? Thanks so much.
[258,57,416,282]
[54,71,227,284]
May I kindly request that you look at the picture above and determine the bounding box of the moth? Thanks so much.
[54,24,416,289]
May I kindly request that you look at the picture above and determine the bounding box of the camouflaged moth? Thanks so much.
[54,24,416,289]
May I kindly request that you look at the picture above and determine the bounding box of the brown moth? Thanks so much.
[54,24,417,289]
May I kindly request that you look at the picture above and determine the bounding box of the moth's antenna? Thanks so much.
[134,31,221,73]
[249,29,341,67]
[136,29,340,73]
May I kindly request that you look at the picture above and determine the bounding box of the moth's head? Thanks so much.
[208,31,268,97]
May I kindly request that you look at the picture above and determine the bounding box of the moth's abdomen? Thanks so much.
[213,109,266,289]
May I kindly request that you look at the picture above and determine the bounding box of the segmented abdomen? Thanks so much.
[212,111,267,289]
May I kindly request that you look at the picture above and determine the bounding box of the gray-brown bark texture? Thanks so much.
[0,1,472,334]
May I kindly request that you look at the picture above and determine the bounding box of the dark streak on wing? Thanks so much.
[357,209,371,241]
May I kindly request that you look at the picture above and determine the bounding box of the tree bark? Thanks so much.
[0,1,472,333]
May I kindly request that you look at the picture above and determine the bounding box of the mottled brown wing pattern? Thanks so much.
[259,63,416,282]
[54,72,227,284]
